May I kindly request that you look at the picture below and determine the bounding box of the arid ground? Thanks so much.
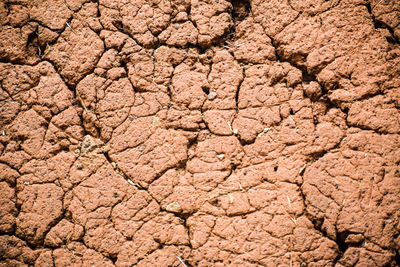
[0,0,400,266]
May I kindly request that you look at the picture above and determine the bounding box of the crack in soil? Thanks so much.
[1,0,400,266]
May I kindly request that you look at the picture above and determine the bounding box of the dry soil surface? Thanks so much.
[0,0,400,266]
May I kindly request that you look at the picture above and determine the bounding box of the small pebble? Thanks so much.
[217,153,225,160]
[24,181,29,185]
[166,201,182,213]
[2,130,5,136]
[138,146,145,152]
[152,116,159,125]
[208,91,217,100]
[77,163,83,170]
[127,179,136,186]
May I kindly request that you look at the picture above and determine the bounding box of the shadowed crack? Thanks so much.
[395,251,400,266]
[1,0,400,265]
[366,2,400,44]
[230,0,251,26]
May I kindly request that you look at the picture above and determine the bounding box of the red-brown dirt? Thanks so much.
[0,0,400,266]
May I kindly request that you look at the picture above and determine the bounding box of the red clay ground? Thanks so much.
[0,0,400,266]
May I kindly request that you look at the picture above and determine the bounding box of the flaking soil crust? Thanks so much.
[0,0,400,266]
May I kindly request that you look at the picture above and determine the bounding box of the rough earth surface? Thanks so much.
[0,0,400,266]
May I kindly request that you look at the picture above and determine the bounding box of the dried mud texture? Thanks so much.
[0,0,399,266]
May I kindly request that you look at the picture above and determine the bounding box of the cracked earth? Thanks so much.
[0,0,400,266]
